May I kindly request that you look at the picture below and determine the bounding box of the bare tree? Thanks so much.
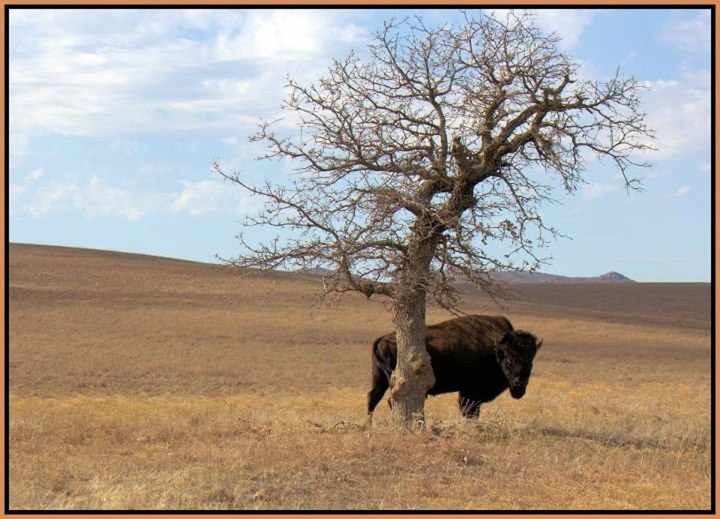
[215,12,653,428]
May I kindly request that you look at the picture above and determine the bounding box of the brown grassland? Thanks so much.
[8,243,712,510]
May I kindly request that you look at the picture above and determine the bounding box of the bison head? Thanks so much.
[495,330,543,399]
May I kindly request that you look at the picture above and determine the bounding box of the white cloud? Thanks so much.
[74,177,168,221]
[10,168,50,214]
[581,181,619,200]
[172,178,260,216]
[11,180,72,218]
[640,71,710,159]
[26,168,45,182]
[532,10,595,50]
[11,176,168,221]
[215,11,321,61]
[670,185,691,198]
[214,10,366,62]
[636,168,668,181]
[11,165,263,221]
[9,9,366,147]
[485,9,596,50]
[30,185,77,218]
[662,11,711,52]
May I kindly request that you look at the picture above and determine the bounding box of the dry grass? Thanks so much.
[8,243,712,510]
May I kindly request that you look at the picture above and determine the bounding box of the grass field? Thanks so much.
[8,243,712,510]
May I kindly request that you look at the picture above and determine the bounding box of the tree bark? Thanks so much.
[388,288,436,430]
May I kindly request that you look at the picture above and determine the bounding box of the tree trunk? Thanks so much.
[388,289,436,430]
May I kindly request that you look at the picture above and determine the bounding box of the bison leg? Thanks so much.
[367,370,389,418]
[458,393,481,419]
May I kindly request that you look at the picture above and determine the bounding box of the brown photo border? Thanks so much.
[0,1,716,517]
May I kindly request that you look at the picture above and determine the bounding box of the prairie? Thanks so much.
[8,243,712,510]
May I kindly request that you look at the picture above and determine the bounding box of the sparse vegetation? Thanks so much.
[9,244,711,510]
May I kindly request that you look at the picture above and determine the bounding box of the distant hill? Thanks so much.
[298,267,634,284]
[10,244,633,284]
[9,243,708,332]
[489,270,634,284]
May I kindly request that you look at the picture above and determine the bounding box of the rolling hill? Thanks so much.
[8,242,711,510]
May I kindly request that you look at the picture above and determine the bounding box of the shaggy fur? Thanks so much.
[367,314,542,419]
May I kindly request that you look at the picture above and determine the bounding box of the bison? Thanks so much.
[367,314,542,420]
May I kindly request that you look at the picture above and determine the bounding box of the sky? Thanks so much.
[8,8,712,282]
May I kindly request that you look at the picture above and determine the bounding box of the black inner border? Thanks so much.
[3,3,716,514]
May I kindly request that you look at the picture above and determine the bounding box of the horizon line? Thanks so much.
[7,241,712,284]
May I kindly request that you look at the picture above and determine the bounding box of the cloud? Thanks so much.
[29,185,77,218]
[10,168,49,211]
[11,179,73,218]
[636,168,668,182]
[662,11,711,52]
[214,10,366,61]
[10,167,260,221]
[640,70,710,159]
[75,177,170,221]
[485,9,595,50]
[670,185,691,198]
[172,178,260,216]
[11,175,170,220]
[26,168,45,182]
[9,9,366,146]
[581,181,619,200]
[214,11,330,61]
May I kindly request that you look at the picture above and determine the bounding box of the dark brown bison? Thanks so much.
[367,314,543,420]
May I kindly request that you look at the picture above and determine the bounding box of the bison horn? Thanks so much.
[537,338,544,349]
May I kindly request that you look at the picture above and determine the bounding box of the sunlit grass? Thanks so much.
[10,380,710,510]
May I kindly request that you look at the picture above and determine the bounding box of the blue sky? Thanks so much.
[9,8,712,282]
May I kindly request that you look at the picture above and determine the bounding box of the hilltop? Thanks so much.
[299,266,635,284]
[489,270,634,284]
